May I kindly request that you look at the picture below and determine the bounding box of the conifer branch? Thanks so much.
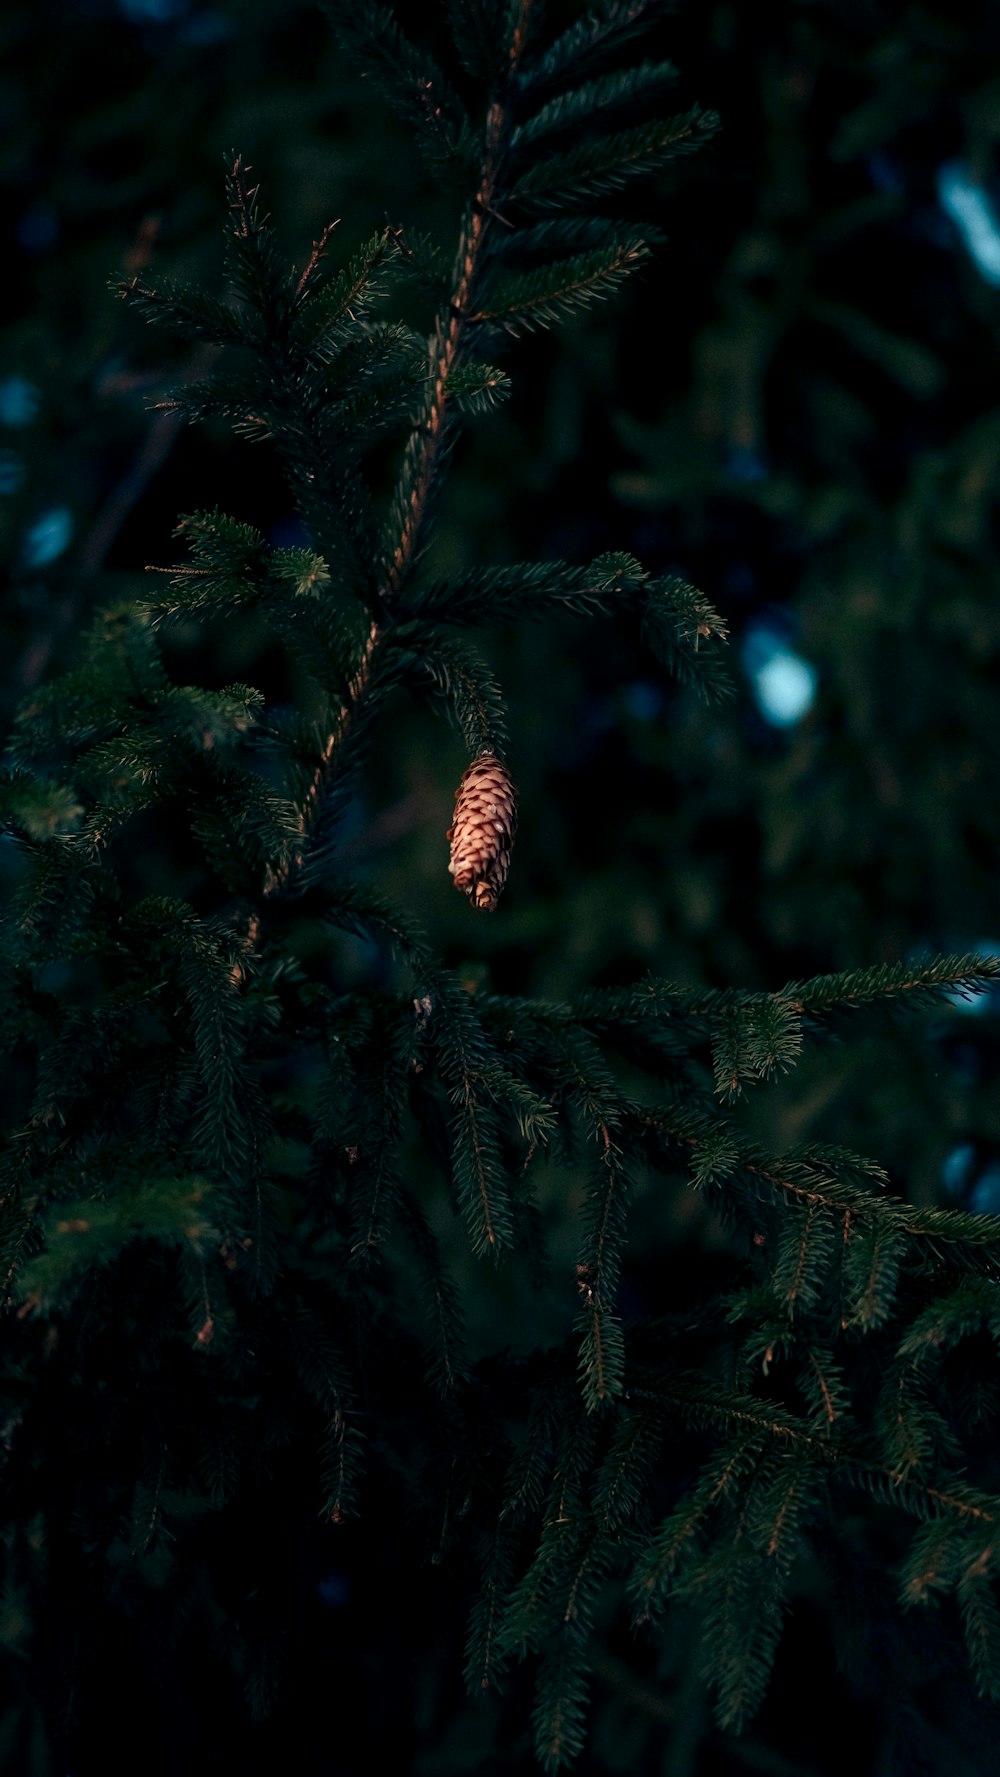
[638,1105,1000,1271]
[430,978,515,1255]
[469,238,654,334]
[634,1373,1000,1529]
[383,7,534,598]
[395,1186,470,1394]
[465,1528,515,1695]
[266,5,537,897]
[291,1305,365,1523]
[520,1,679,101]
[262,618,379,898]
[782,953,1000,1018]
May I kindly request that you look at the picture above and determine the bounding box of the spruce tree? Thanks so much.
[2,4,1000,1773]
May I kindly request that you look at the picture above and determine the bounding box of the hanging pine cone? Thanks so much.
[447,752,518,912]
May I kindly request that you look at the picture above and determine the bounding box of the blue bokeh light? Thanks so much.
[941,1142,976,1197]
[741,616,818,728]
[22,507,73,570]
[970,1166,1000,1216]
[938,163,1000,289]
[0,376,39,428]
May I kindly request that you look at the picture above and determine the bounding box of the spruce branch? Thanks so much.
[319,1,473,179]
[430,975,517,1254]
[469,238,655,335]
[519,0,681,101]
[512,59,681,150]
[643,1104,1000,1267]
[466,1528,516,1699]
[290,1305,365,1523]
[510,107,719,210]
[782,953,1000,1018]
[394,1185,470,1394]
[631,1372,1000,1529]
[261,618,380,898]
[382,7,536,599]
[268,4,538,898]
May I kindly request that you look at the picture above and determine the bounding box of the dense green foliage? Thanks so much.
[3,2,1000,1774]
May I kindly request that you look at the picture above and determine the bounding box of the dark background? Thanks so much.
[3,1,1000,1771]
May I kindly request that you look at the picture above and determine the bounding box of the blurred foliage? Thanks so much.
[2,0,1000,1773]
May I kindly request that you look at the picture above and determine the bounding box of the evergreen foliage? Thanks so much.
[2,2,1000,1772]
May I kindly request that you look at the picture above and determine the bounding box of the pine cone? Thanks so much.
[447,753,518,912]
